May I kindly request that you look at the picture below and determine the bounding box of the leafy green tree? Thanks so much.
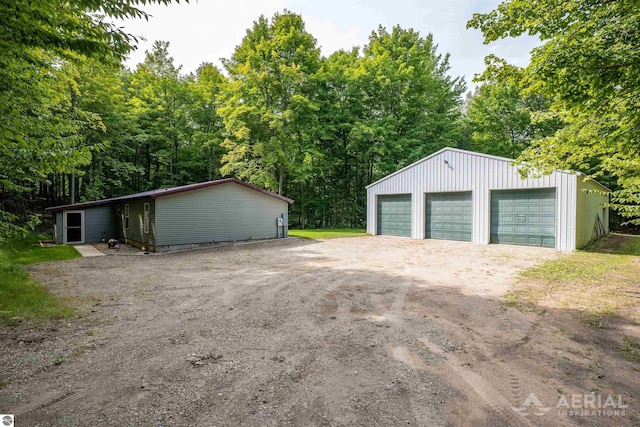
[220,11,321,194]
[468,0,640,223]
[466,82,531,158]
[187,63,228,182]
[357,26,465,180]
[128,41,191,188]
[72,56,227,204]
[73,59,142,201]
[286,25,465,227]
[465,71,560,159]
[308,49,364,226]
[0,50,94,237]
[0,0,182,240]
[1,4,471,237]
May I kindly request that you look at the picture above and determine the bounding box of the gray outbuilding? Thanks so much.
[366,148,609,251]
[47,178,292,252]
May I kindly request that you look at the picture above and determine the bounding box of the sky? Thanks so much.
[118,0,540,91]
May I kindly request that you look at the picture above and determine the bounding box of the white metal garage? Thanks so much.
[366,148,610,251]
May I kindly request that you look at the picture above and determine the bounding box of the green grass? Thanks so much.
[288,228,367,239]
[0,233,80,323]
[511,234,640,324]
[621,336,640,364]
[1,233,81,265]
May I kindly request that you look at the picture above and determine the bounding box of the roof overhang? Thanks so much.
[46,178,294,212]
[365,147,611,192]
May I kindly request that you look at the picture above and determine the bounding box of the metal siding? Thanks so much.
[155,183,288,246]
[55,212,63,244]
[366,148,579,250]
[83,205,117,243]
[367,190,376,235]
[575,178,609,248]
[282,210,289,238]
[557,175,568,251]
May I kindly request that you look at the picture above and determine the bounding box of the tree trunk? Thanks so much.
[278,163,284,195]
[300,181,305,229]
[322,175,326,228]
[209,144,213,181]
[145,141,151,183]
[71,172,76,204]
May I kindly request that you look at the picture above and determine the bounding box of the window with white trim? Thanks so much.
[143,203,150,234]
[124,204,130,230]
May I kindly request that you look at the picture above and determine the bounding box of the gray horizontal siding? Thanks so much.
[84,205,117,243]
[155,182,288,246]
[366,148,578,251]
[119,199,156,248]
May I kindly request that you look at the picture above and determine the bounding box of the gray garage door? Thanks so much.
[425,192,472,241]
[490,188,556,248]
[377,194,412,237]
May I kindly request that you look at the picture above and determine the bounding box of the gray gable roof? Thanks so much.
[46,178,294,212]
[366,147,610,192]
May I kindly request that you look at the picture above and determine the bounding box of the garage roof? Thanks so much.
[366,147,611,192]
[46,178,294,212]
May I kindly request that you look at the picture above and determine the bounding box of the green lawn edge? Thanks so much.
[0,233,80,323]
[288,228,367,239]
[508,233,640,326]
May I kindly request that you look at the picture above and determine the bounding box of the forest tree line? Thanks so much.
[2,0,639,239]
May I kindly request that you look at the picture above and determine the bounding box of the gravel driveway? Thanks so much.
[1,237,637,426]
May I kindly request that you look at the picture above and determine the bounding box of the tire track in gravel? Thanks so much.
[16,385,105,418]
[322,273,443,426]
[359,276,441,426]
[382,273,532,426]
[417,337,538,427]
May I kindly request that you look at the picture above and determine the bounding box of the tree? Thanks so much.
[220,11,321,194]
[468,0,640,223]
[73,59,141,201]
[187,63,228,182]
[0,0,183,240]
[309,49,364,226]
[357,26,466,180]
[466,82,531,158]
[70,53,227,205]
[0,50,95,237]
[2,6,470,236]
[464,60,561,159]
[128,41,191,188]
[287,26,466,228]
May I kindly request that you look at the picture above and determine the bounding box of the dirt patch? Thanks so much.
[0,237,638,426]
[91,242,147,255]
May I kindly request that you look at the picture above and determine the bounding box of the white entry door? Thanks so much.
[64,210,84,244]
